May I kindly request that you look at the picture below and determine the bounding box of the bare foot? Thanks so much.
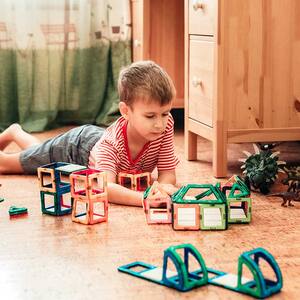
[0,150,24,174]
[0,124,22,150]
[0,123,39,150]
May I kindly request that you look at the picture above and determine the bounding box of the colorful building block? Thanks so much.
[172,184,227,230]
[222,175,252,224]
[140,176,251,231]
[222,175,250,199]
[227,198,252,224]
[118,171,150,191]
[70,169,108,225]
[143,182,172,224]
[9,206,28,216]
[200,203,227,230]
[37,162,86,216]
[172,184,225,205]
[172,203,200,230]
[119,244,283,298]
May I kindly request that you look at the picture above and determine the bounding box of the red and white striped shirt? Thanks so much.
[89,114,179,175]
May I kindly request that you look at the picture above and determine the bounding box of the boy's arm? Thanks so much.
[157,169,179,195]
[157,169,176,185]
[105,171,143,207]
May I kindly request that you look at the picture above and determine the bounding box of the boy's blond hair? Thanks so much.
[118,61,176,107]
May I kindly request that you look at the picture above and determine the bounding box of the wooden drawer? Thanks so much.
[188,38,214,127]
[189,0,216,36]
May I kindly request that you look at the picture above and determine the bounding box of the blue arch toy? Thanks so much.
[118,244,283,298]
[118,244,208,292]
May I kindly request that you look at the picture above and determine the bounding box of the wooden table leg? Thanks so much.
[185,130,198,160]
[213,122,227,178]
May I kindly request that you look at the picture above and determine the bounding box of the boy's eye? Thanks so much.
[145,115,154,119]
[162,113,169,117]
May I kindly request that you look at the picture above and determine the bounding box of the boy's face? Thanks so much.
[120,99,172,142]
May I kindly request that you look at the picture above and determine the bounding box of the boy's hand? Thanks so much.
[146,181,179,200]
[147,188,165,200]
[146,181,163,200]
[145,181,171,208]
[157,170,178,195]
[156,183,179,196]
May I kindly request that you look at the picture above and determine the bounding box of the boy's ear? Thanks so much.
[119,101,129,119]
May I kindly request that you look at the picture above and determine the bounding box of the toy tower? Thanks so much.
[70,169,108,225]
[118,170,150,191]
[37,162,86,216]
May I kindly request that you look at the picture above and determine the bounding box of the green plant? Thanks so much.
[239,144,285,194]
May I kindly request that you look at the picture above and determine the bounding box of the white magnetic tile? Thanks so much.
[211,273,251,288]
[142,267,177,281]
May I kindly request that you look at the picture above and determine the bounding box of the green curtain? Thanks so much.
[0,41,131,132]
[0,0,132,132]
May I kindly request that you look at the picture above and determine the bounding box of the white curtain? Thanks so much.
[0,0,131,49]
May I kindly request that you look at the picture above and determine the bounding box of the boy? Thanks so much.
[0,61,179,206]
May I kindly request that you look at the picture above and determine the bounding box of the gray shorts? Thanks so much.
[20,125,105,174]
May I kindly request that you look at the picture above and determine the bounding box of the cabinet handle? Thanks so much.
[193,0,205,11]
[133,39,141,47]
[192,76,202,88]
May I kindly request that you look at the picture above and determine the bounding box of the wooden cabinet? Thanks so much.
[131,0,184,108]
[185,0,300,177]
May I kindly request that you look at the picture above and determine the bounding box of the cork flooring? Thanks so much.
[0,124,299,300]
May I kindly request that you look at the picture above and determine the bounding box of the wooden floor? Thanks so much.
[0,126,299,300]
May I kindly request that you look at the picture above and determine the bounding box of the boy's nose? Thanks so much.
[154,119,163,130]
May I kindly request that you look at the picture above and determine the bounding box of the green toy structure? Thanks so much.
[118,244,208,292]
[222,175,250,199]
[143,176,251,231]
[118,243,283,298]
[172,184,227,230]
[208,247,283,298]
[172,184,225,205]
[9,206,28,216]
[222,175,252,224]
